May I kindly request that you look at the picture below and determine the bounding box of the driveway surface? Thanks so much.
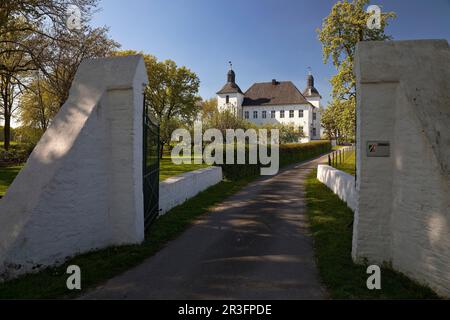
[83,155,328,300]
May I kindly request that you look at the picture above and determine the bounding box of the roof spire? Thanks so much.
[227,61,236,83]
[307,66,312,76]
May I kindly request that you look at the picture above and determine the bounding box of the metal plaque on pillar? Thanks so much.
[367,141,390,157]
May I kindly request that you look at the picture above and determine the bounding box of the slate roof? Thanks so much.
[217,82,244,95]
[242,81,311,106]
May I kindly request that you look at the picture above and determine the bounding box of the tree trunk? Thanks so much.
[3,113,10,150]
[159,142,165,159]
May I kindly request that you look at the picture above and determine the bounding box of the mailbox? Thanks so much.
[367,141,390,157]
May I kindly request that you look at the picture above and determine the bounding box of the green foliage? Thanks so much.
[305,169,438,299]
[318,0,395,143]
[220,141,332,180]
[321,98,356,143]
[0,143,30,164]
[333,149,356,176]
[318,0,395,99]
[115,50,201,156]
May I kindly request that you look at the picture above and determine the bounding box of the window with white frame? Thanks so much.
[244,111,249,119]
[262,111,267,119]
[253,111,258,119]
[289,110,294,118]
[271,110,275,118]
[299,110,304,118]
[280,110,285,118]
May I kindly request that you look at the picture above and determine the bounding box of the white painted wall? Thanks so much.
[353,40,450,297]
[241,104,321,142]
[317,165,357,212]
[217,93,244,117]
[0,55,148,281]
[159,167,223,215]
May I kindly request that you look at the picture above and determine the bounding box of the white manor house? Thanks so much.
[217,66,322,143]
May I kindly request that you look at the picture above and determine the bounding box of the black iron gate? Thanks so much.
[143,97,160,231]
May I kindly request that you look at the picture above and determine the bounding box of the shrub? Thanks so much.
[218,141,331,180]
[0,144,30,165]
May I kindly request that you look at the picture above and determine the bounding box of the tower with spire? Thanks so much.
[216,62,245,116]
[302,69,322,109]
[216,64,323,142]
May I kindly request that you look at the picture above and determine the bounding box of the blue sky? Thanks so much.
[92,0,450,105]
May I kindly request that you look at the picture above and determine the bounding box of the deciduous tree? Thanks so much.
[317,0,395,143]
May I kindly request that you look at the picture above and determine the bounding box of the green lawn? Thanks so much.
[160,156,209,181]
[0,156,208,198]
[0,165,23,197]
[305,169,438,299]
[333,150,356,176]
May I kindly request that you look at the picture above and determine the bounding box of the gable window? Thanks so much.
[271,110,275,118]
[289,110,294,118]
[313,112,317,121]
[253,111,258,119]
[226,95,230,104]
[262,111,267,119]
[299,110,304,118]
[244,111,249,119]
[280,110,285,118]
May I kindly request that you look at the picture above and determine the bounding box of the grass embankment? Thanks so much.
[333,150,356,176]
[159,156,209,181]
[0,165,22,197]
[305,169,438,299]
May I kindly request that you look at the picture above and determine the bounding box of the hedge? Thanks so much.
[218,141,331,180]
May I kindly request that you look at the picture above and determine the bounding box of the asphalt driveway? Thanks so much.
[83,155,328,300]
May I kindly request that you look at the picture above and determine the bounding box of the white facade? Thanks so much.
[217,92,244,116]
[217,71,322,143]
[241,104,320,142]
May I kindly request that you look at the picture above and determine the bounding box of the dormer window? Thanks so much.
[226,95,230,104]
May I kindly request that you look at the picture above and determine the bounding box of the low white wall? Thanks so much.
[0,55,148,281]
[159,166,223,215]
[317,165,357,212]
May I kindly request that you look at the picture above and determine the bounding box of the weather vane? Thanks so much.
[307,66,312,75]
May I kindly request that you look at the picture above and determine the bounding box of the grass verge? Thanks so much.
[0,165,23,197]
[333,150,356,176]
[0,176,255,299]
[160,156,209,181]
[305,169,439,299]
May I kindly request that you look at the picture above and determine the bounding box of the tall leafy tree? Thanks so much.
[115,50,201,157]
[317,0,395,142]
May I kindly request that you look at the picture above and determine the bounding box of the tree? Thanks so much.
[200,98,218,121]
[0,30,29,150]
[40,26,119,108]
[1,0,116,148]
[317,0,395,142]
[19,74,59,132]
[115,50,201,157]
[0,0,98,77]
